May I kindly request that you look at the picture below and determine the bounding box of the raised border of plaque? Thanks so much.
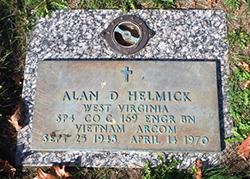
[31,60,221,152]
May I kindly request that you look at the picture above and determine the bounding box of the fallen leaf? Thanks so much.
[241,62,249,72]
[0,158,16,177]
[208,0,216,8]
[242,80,250,89]
[34,165,70,179]
[35,168,48,179]
[11,76,22,85]
[176,3,180,8]
[52,166,70,178]
[8,100,24,131]
[195,159,202,179]
[193,0,196,8]
[238,135,250,161]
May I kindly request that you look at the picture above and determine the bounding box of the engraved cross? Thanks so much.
[120,66,132,82]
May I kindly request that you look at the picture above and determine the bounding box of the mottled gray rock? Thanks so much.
[17,9,231,168]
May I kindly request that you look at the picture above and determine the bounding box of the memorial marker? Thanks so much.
[31,60,220,152]
[17,10,229,167]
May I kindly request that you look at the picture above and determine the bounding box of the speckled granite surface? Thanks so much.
[17,9,231,168]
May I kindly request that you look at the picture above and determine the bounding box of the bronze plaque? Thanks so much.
[31,60,221,152]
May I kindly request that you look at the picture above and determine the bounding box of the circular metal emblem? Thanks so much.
[101,15,155,55]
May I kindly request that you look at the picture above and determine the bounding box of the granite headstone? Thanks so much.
[17,10,231,168]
